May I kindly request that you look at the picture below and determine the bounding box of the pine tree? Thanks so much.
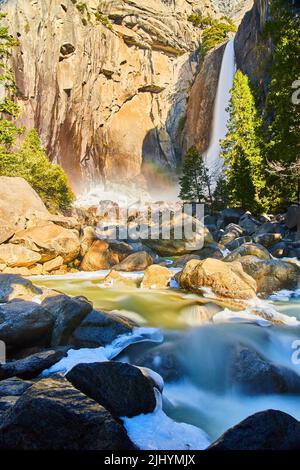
[179,147,213,204]
[220,70,265,212]
[264,0,300,207]
[0,13,23,150]
[16,130,75,211]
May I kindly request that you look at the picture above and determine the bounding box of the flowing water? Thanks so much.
[34,273,300,448]
[204,39,236,180]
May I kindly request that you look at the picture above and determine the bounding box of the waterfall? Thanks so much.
[204,39,236,181]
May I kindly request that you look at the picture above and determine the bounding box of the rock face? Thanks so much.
[3,0,200,189]
[3,0,250,191]
[209,410,300,450]
[66,362,156,418]
[0,376,134,450]
[234,0,272,106]
[182,43,225,155]
[179,258,257,299]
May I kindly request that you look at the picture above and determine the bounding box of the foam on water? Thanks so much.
[42,327,163,375]
[122,390,210,450]
[269,289,300,302]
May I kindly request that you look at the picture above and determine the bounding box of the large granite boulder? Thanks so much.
[179,258,257,300]
[0,274,42,303]
[114,251,153,272]
[141,265,172,289]
[11,224,80,263]
[0,376,134,450]
[0,244,41,268]
[209,410,300,450]
[231,348,300,394]
[66,362,156,418]
[70,309,135,348]
[0,177,48,231]
[0,349,69,381]
[239,256,299,295]
[0,301,54,350]
[41,293,93,347]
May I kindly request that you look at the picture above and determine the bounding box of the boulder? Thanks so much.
[80,240,120,271]
[41,293,93,347]
[225,236,252,251]
[224,243,271,262]
[270,241,290,258]
[179,258,257,300]
[0,274,42,303]
[144,213,214,257]
[0,348,69,381]
[0,244,41,268]
[0,177,48,230]
[0,375,134,450]
[11,224,80,263]
[70,309,135,348]
[217,208,244,228]
[66,362,156,418]
[254,233,283,248]
[231,347,300,394]
[239,256,299,295]
[141,265,172,289]
[239,213,260,235]
[209,410,300,450]
[42,256,64,273]
[102,270,141,288]
[219,224,244,245]
[80,226,97,257]
[0,220,14,244]
[173,254,201,268]
[285,204,300,232]
[0,377,33,396]
[0,301,54,350]
[135,343,184,382]
[2,267,31,276]
[114,251,153,272]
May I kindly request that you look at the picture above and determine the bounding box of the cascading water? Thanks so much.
[204,38,236,180]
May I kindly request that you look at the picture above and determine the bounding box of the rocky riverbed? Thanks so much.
[1,176,300,449]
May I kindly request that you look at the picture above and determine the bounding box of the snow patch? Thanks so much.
[42,327,163,375]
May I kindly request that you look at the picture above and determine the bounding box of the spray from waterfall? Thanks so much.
[204,39,236,182]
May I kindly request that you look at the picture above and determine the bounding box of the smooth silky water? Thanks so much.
[33,273,300,444]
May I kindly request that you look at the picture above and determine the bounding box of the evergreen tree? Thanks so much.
[220,70,265,212]
[264,0,300,207]
[179,147,213,204]
[0,13,23,150]
[15,130,75,211]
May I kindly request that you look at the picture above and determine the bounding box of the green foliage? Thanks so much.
[221,71,266,212]
[179,147,212,203]
[94,11,113,30]
[0,13,23,151]
[0,130,74,211]
[201,17,236,58]
[263,0,300,208]
[188,13,236,58]
[188,14,215,28]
